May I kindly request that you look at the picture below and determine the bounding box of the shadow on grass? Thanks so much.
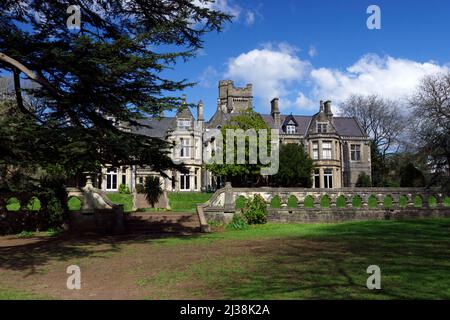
[210,219,450,299]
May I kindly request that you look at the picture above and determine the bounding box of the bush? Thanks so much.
[119,183,130,194]
[17,231,34,238]
[144,176,163,207]
[241,194,267,225]
[135,184,145,194]
[355,172,372,187]
[226,213,249,230]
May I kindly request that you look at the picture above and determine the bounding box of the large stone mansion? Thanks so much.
[100,80,371,192]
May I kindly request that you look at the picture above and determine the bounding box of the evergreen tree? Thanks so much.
[273,143,313,187]
[0,1,231,187]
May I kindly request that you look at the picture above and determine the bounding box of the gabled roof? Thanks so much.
[260,114,367,137]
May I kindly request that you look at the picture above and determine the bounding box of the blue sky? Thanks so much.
[167,0,450,119]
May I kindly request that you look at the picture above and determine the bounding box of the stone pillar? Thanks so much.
[406,194,414,208]
[224,182,234,213]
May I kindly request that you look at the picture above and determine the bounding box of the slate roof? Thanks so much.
[130,117,175,138]
[261,113,366,137]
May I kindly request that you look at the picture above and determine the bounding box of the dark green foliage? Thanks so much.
[144,176,163,208]
[205,110,273,186]
[226,213,249,230]
[241,195,267,225]
[135,184,145,194]
[273,143,313,187]
[119,184,130,194]
[355,172,372,187]
[400,163,425,187]
[0,0,230,193]
[235,196,247,209]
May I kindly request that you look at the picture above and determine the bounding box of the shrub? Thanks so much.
[144,176,163,207]
[241,194,267,225]
[235,196,247,209]
[119,184,130,194]
[355,172,372,187]
[226,213,249,230]
[135,184,145,194]
[17,231,34,238]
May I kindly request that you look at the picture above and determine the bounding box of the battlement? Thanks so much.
[218,80,253,113]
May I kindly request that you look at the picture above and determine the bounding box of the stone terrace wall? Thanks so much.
[201,183,450,224]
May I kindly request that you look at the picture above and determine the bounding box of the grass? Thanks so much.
[145,218,450,299]
[106,193,134,212]
[167,192,213,212]
[0,286,52,300]
[1,218,450,299]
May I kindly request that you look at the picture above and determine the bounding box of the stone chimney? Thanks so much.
[271,97,280,128]
[324,100,333,117]
[197,100,204,121]
[319,100,325,113]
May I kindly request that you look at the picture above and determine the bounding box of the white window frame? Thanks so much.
[177,118,191,130]
[350,144,361,161]
[180,173,190,190]
[322,141,332,160]
[106,168,118,191]
[286,125,296,134]
[312,142,319,160]
[324,168,333,189]
[317,122,327,133]
[180,138,190,158]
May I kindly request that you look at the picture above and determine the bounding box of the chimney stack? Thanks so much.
[197,100,204,121]
[271,97,280,128]
[324,100,333,117]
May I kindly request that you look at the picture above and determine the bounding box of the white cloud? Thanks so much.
[224,43,450,114]
[245,11,255,26]
[194,0,258,26]
[198,65,219,88]
[309,54,450,106]
[225,43,311,109]
[308,45,317,58]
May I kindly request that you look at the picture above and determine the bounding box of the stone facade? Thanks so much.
[99,80,371,193]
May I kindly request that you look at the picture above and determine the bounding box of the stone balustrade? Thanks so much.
[200,182,450,224]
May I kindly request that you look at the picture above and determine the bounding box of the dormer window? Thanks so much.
[286,124,296,134]
[177,118,191,130]
[317,123,327,133]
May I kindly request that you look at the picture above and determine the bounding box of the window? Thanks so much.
[322,141,332,159]
[177,119,191,130]
[139,177,143,184]
[286,125,296,134]
[180,173,190,190]
[314,169,320,188]
[121,174,126,185]
[312,142,319,160]
[180,138,190,158]
[351,144,361,161]
[194,168,198,190]
[324,169,333,189]
[106,168,118,191]
[317,123,327,133]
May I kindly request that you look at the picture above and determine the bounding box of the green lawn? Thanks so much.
[1,218,450,299]
[167,192,213,212]
[106,193,134,212]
